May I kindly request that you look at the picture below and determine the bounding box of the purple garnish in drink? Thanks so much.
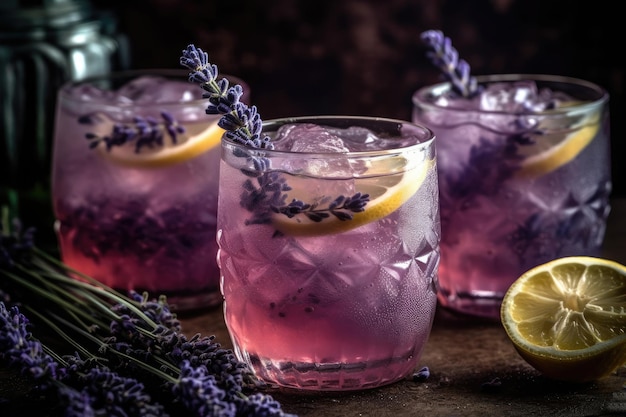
[420,29,480,98]
[179,44,273,150]
[82,111,185,153]
[179,44,370,228]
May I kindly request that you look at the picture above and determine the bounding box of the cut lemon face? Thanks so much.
[272,157,434,237]
[515,123,599,178]
[98,121,224,168]
[501,256,626,382]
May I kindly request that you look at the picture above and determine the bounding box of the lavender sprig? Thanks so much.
[274,192,370,222]
[179,44,273,150]
[0,303,168,416]
[239,171,370,230]
[0,304,60,384]
[420,29,480,98]
[0,219,297,416]
[82,111,185,153]
[179,44,370,229]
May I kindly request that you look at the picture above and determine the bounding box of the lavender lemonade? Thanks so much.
[217,116,439,390]
[52,70,248,311]
[413,31,612,319]
[179,44,439,390]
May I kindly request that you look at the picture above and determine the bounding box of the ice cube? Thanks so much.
[114,76,200,104]
[272,123,357,200]
[114,75,163,103]
[479,81,576,114]
[273,124,354,175]
[272,123,350,153]
[69,83,116,102]
[479,81,537,112]
[325,126,377,150]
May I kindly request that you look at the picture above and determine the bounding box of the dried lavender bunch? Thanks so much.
[0,217,297,417]
[179,44,370,229]
[420,29,480,98]
[81,111,185,153]
[0,303,168,416]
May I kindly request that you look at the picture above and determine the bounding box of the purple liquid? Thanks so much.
[52,72,228,311]
[217,117,440,390]
[413,74,611,319]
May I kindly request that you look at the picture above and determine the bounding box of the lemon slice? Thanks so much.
[501,256,626,382]
[98,121,224,168]
[272,157,434,237]
[515,123,599,178]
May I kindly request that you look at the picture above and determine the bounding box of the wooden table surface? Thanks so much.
[2,199,625,417]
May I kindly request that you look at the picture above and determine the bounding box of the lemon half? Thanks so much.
[98,121,224,168]
[515,123,599,178]
[272,157,434,237]
[501,256,626,382]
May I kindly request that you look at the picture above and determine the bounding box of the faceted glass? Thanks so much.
[51,69,248,311]
[217,116,440,390]
[413,74,611,319]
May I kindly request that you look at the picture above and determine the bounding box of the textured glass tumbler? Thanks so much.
[413,74,611,320]
[51,69,249,311]
[217,115,440,390]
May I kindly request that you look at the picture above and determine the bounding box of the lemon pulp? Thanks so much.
[97,121,224,168]
[272,157,434,237]
[501,256,626,382]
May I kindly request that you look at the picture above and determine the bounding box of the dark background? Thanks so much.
[93,0,624,196]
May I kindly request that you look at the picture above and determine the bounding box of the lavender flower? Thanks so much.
[58,366,168,417]
[0,303,59,383]
[1,220,297,416]
[179,44,273,150]
[412,366,431,382]
[83,111,185,153]
[421,29,480,98]
[179,45,370,230]
[272,192,369,222]
[107,296,253,392]
[238,170,370,229]
[172,361,236,417]
[1,303,167,415]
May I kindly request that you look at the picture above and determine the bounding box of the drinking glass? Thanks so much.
[51,69,249,312]
[412,74,611,319]
[216,115,440,390]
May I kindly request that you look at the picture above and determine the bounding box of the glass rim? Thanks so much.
[57,68,249,109]
[223,115,436,158]
[412,73,609,115]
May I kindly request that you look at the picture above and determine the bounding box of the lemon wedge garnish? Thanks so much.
[272,157,434,237]
[501,256,626,382]
[515,123,599,178]
[98,121,224,168]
